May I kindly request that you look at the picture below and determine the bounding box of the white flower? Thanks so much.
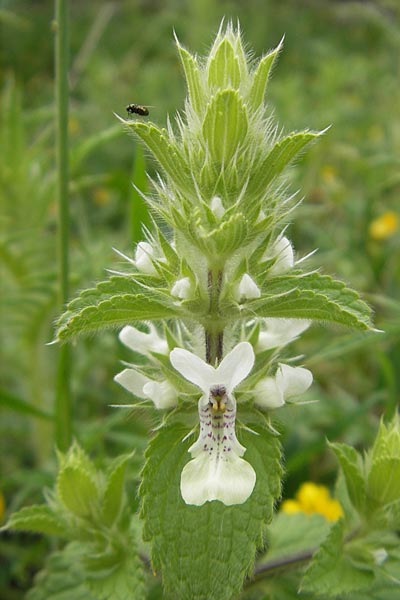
[265,236,294,276]
[119,324,169,356]
[170,342,256,506]
[256,318,311,352]
[210,196,225,220]
[254,363,313,409]
[372,548,388,566]
[114,368,178,409]
[234,273,261,302]
[135,241,158,275]
[171,276,193,299]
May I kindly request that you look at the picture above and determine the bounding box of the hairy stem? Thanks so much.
[205,269,223,365]
[54,0,72,451]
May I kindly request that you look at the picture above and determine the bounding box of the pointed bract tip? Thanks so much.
[172,28,182,47]
[113,112,127,123]
[319,124,333,135]
[276,34,285,51]
[45,339,59,346]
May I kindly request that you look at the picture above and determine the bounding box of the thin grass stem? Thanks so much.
[54,0,72,450]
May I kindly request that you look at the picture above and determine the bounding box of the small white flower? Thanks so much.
[170,342,256,506]
[256,318,311,352]
[234,273,261,302]
[171,276,193,300]
[119,324,169,356]
[372,548,388,566]
[142,380,178,409]
[254,363,313,409]
[135,241,158,275]
[114,368,178,409]
[210,196,225,220]
[265,236,294,276]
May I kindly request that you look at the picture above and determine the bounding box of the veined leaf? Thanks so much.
[329,442,366,516]
[301,519,374,596]
[127,122,192,194]
[101,452,134,527]
[85,533,146,600]
[26,543,97,600]
[56,292,181,341]
[248,39,283,109]
[141,418,282,600]
[244,272,373,330]
[247,130,322,199]
[202,90,248,164]
[207,39,241,89]
[57,466,99,518]
[2,505,67,536]
[176,42,205,115]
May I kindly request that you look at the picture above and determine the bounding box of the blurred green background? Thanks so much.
[1,0,400,597]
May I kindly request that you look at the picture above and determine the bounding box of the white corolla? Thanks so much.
[170,342,256,507]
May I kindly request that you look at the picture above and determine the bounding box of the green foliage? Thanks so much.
[301,519,375,596]
[331,415,400,523]
[328,442,366,515]
[56,292,181,341]
[265,512,331,562]
[3,442,145,600]
[141,417,282,600]
[248,272,373,329]
[3,2,400,599]
[3,505,68,536]
[26,543,98,600]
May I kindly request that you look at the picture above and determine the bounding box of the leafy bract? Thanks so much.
[56,278,181,341]
[244,272,373,330]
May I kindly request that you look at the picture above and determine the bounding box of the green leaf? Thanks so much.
[2,505,67,536]
[57,466,99,518]
[248,41,282,109]
[247,130,322,199]
[101,452,133,527]
[202,90,248,164]
[176,42,205,115]
[207,39,241,89]
[264,512,331,562]
[368,458,400,506]
[56,292,180,341]
[141,418,282,600]
[301,519,374,596]
[329,442,366,515]
[85,537,146,600]
[26,542,98,600]
[246,272,373,330]
[127,122,191,193]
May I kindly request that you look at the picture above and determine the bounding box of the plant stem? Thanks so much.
[54,0,72,451]
[205,269,223,365]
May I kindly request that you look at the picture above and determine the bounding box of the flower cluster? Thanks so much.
[109,23,325,507]
[115,314,312,506]
[281,482,343,522]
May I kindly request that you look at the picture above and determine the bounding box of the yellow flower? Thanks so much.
[93,187,111,206]
[320,165,337,184]
[281,482,343,522]
[369,211,398,241]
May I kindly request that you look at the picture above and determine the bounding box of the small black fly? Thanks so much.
[126,103,149,117]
